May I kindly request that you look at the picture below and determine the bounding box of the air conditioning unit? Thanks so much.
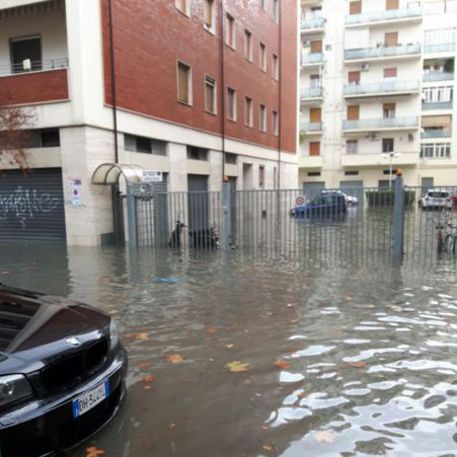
[408,133,415,142]
[303,40,310,47]
[360,63,370,71]
[367,133,377,141]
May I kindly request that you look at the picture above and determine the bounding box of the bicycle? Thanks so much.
[436,222,457,255]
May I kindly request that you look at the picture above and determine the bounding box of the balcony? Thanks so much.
[0,58,69,105]
[301,86,323,101]
[422,101,453,111]
[301,52,324,67]
[342,152,418,167]
[343,116,419,132]
[301,16,326,34]
[423,72,455,82]
[300,121,323,134]
[345,7,423,27]
[344,80,420,98]
[344,44,421,62]
[424,43,456,54]
[421,129,452,139]
[300,155,323,169]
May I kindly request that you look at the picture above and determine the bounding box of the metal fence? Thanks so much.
[125,180,457,268]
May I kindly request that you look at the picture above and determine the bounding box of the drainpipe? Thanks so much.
[219,0,226,182]
[107,0,119,164]
[277,0,282,193]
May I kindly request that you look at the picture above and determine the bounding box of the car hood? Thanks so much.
[0,285,110,374]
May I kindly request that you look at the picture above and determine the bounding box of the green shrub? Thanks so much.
[365,189,416,207]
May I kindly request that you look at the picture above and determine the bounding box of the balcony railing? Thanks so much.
[301,52,324,66]
[301,16,326,30]
[343,116,419,131]
[301,87,323,98]
[0,57,69,77]
[344,80,420,96]
[424,43,456,54]
[344,44,421,61]
[421,129,452,139]
[346,7,422,25]
[423,72,455,82]
[301,121,322,132]
[422,101,453,110]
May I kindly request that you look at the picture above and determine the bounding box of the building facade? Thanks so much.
[0,0,299,245]
[299,0,457,196]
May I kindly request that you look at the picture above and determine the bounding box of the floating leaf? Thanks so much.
[314,430,335,444]
[226,361,250,373]
[274,359,290,370]
[138,362,152,370]
[165,354,184,364]
[107,309,119,315]
[143,374,156,383]
[86,447,105,457]
[348,361,367,368]
[225,344,235,349]
[262,445,274,452]
[126,332,149,341]
[206,327,218,334]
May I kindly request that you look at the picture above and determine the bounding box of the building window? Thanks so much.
[272,110,279,136]
[227,87,237,121]
[204,75,217,114]
[382,138,394,153]
[272,0,279,22]
[420,143,451,159]
[307,171,321,177]
[40,129,60,147]
[203,0,216,33]
[244,97,253,127]
[386,0,399,10]
[384,32,398,47]
[349,1,362,15]
[226,14,236,48]
[124,134,167,155]
[175,0,190,16]
[225,153,238,164]
[177,61,192,105]
[259,42,267,72]
[383,103,395,119]
[10,35,42,73]
[272,54,279,79]
[348,71,360,85]
[259,165,265,188]
[347,105,359,120]
[187,146,208,161]
[345,170,359,176]
[346,140,358,154]
[310,74,321,88]
[309,142,320,156]
[384,67,397,79]
[259,104,267,132]
[244,29,253,61]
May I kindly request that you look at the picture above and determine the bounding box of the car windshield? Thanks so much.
[428,192,449,198]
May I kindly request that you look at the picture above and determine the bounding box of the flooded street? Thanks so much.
[2,243,457,456]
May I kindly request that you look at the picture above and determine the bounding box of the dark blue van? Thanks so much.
[292,191,347,218]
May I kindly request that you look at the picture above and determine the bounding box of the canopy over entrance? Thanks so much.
[92,163,144,185]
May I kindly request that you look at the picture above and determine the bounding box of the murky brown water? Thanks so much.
[2,243,457,456]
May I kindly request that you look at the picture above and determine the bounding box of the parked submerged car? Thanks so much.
[322,190,359,206]
[419,190,453,210]
[0,284,127,457]
[292,192,347,218]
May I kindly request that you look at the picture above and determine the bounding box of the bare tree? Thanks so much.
[0,92,36,172]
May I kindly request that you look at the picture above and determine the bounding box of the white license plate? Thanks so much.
[72,380,110,418]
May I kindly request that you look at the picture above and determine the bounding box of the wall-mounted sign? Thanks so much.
[142,170,163,183]
[70,178,82,206]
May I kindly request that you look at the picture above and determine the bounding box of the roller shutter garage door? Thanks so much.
[0,168,66,241]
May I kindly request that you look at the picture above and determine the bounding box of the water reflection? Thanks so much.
[1,243,457,456]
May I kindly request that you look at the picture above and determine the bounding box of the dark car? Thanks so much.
[0,284,127,457]
[292,191,347,218]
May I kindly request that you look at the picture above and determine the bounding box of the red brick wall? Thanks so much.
[0,69,69,105]
[101,0,297,154]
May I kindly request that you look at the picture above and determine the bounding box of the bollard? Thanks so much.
[222,182,232,249]
[392,172,405,266]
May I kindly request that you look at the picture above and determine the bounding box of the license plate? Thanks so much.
[72,380,110,418]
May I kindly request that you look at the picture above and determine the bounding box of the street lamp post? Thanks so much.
[382,151,400,189]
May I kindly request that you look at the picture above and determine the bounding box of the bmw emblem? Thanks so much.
[66,337,81,348]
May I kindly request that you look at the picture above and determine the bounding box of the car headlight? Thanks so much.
[0,374,33,409]
[109,319,120,350]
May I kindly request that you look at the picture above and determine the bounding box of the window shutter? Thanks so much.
[309,142,321,156]
[349,1,362,15]
[384,32,398,47]
[347,105,360,121]
[386,0,399,10]
[310,40,322,53]
[310,108,321,122]
[178,64,189,103]
[384,68,397,78]
[348,71,360,83]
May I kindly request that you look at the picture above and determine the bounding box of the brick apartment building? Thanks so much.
[0,0,299,245]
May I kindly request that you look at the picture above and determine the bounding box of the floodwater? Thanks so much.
[2,243,457,456]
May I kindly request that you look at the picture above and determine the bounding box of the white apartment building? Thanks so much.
[299,0,457,196]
